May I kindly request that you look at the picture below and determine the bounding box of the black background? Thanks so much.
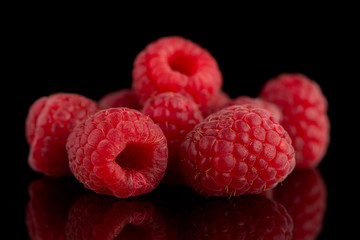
[4,11,358,239]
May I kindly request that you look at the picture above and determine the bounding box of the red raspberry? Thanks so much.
[274,169,327,240]
[179,195,293,239]
[98,88,142,110]
[66,194,166,240]
[227,96,283,122]
[25,93,99,177]
[199,90,231,117]
[66,108,168,198]
[179,105,295,197]
[260,73,330,168]
[142,92,203,179]
[132,36,222,106]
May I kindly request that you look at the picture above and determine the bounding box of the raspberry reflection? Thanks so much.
[65,194,166,240]
[274,169,327,240]
[25,177,83,240]
[178,194,293,240]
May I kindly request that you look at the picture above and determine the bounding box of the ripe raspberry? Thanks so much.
[200,90,231,117]
[179,195,293,239]
[179,105,295,197]
[66,194,166,240]
[227,96,283,122]
[260,73,330,168]
[142,92,203,178]
[66,108,168,198]
[274,169,327,240]
[25,93,99,177]
[98,88,142,110]
[132,36,222,106]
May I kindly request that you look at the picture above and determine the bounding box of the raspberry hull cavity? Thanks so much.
[66,108,168,198]
[179,105,295,197]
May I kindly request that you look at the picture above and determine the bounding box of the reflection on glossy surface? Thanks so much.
[178,195,293,239]
[25,177,83,240]
[66,194,166,240]
[274,169,327,240]
[25,170,327,239]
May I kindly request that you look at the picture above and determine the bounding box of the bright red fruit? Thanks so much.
[132,36,222,106]
[142,92,203,183]
[260,73,330,168]
[25,93,99,176]
[179,105,295,197]
[66,108,168,198]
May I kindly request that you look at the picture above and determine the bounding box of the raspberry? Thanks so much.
[179,195,293,239]
[227,96,283,122]
[260,73,330,168]
[274,169,327,240]
[179,105,295,197]
[98,88,142,110]
[25,93,99,176]
[66,194,166,240]
[200,90,231,117]
[66,108,168,198]
[142,92,203,180]
[132,36,222,106]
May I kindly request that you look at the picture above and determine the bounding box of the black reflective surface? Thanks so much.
[24,168,325,239]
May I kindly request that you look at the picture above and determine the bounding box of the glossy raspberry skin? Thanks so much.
[260,73,330,168]
[179,195,293,240]
[179,105,295,197]
[227,96,283,122]
[25,93,99,177]
[98,89,142,110]
[66,194,166,240]
[132,36,222,106]
[274,169,327,240]
[142,92,203,174]
[66,108,168,198]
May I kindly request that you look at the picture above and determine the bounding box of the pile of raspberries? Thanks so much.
[26,36,330,198]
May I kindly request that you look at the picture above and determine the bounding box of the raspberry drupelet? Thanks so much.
[25,93,99,177]
[179,105,295,197]
[132,36,222,106]
[66,108,168,198]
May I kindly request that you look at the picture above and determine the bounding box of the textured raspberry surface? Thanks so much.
[179,195,293,240]
[66,194,166,240]
[66,108,168,198]
[274,169,327,240]
[142,92,203,175]
[200,90,231,117]
[260,73,330,168]
[25,93,99,176]
[98,88,142,110]
[132,36,222,106]
[227,96,283,122]
[25,177,82,240]
[179,105,295,197]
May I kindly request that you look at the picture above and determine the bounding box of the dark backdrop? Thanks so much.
[5,14,357,239]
